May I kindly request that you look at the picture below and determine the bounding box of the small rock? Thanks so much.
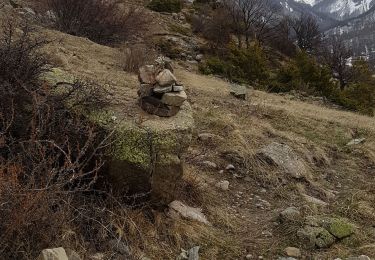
[169,200,210,225]
[279,207,301,223]
[246,254,253,259]
[258,142,309,179]
[230,84,248,100]
[89,253,105,260]
[347,256,371,260]
[198,133,215,141]
[176,249,188,260]
[284,247,301,258]
[187,246,200,260]
[215,180,230,191]
[278,258,297,260]
[201,161,217,169]
[37,248,68,260]
[22,7,36,15]
[225,164,235,171]
[156,69,177,86]
[303,194,328,206]
[346,138,366,146]
[161,91,187,107]
[173,85,184,92]
[244,176,252,182]
[153,85,173,94]
[195,54,203,61]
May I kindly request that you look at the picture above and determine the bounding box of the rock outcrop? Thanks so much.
[42,65,194,204]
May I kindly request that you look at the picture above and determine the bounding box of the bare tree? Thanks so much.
[269,16,296,56]
[291,13,322,53]
[223,0,281,48]
[321,35,353,89]
[203,8,232,50]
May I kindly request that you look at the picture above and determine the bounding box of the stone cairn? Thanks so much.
[138,58,187,117]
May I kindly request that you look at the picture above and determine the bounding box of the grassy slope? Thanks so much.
[175,68,375,259]
[35,25,375,259]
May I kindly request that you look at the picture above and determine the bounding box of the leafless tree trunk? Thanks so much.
[321,35,353,89]
[291,13,322,53]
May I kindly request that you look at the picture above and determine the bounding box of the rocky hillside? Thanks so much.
[1,0,375,260]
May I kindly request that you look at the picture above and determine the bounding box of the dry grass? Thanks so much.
[4,19,373,258]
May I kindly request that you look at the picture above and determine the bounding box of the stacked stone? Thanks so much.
[138,61,187,117]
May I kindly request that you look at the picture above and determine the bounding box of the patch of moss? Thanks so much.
[323,218,355,239]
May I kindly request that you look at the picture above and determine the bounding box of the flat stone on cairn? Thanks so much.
[138,59,187,117]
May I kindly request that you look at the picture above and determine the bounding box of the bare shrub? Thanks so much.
[47,0,149,44]
[0,22,112,258]
[202,8,231,51]
[122,45,157,73]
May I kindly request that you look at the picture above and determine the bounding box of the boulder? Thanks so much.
[156,69,177,86]
[297,226,335,249]
[169,200,210,225]
[38,248,69,260]
[258,142,309,179]
[321,217,355,239]
[161,91,187,106]
[106,101,194,204]
[139,65,156,84]
[296,216,355,249]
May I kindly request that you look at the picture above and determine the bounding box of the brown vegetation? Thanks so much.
[47,0,149,44]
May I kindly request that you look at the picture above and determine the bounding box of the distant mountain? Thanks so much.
[314,0,375,20]
[273,0,339,29]
[275,0,375,63]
